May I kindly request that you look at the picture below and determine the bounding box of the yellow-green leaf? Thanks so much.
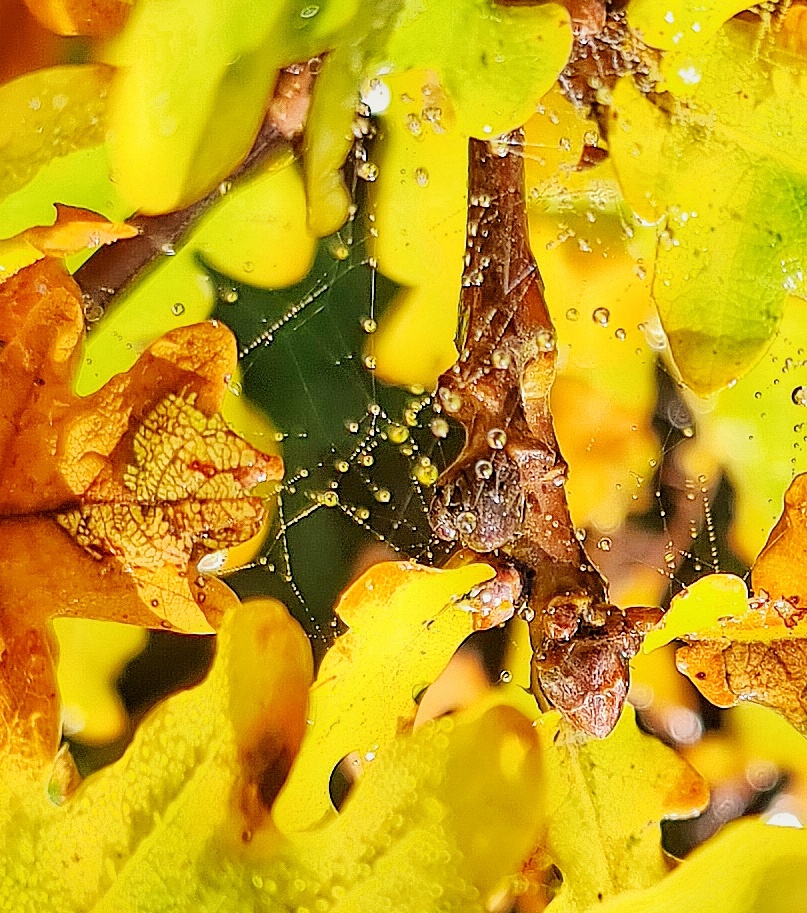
[54,618,146,744]
[610,17,807,394]
[643,574,749,653]
[537,705,708,912]
[597,818,807,913]
[271,560,493,832]
[0,64,111,205]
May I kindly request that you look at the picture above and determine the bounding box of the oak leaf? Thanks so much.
[534,705,707,912]
[1,574,543,913]
[0,203,137,283]
[24,0,132,37]
[645,479,807,734]
[596,818,807,913]
[271,559,494,832]
[0,257,280,777]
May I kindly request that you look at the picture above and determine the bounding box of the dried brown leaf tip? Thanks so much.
[0,253,281,774]
[429,133,660,738]
[667,474,807,735]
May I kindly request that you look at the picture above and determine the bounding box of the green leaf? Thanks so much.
[380,0,572,138]
[610,20,807,394]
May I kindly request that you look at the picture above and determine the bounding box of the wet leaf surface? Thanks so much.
[0,257,279,775]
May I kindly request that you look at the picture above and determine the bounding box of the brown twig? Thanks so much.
[429,132,660,737]
[75,61,318,321]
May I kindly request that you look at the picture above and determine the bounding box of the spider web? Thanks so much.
[210,219,464,642]
[204,184,749,652]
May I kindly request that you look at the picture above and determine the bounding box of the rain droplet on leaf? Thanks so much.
[487,428,507,450]
[592,307,610,327]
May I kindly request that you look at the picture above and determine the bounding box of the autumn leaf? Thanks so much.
[533,705,707,912]
[610,14,807,394]
[0,204,137,282]
[596,818,807,913]
[1,577,544,913]
[0,257,280,776]
[644,498,807,734]
[23,0,133,37]
[271,559,494,832]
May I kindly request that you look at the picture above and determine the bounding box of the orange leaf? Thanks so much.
[23,0,132,37]
[21,204,138,258]
[0,258,281,777]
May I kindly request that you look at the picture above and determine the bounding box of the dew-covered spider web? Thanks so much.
[199,175,754,650]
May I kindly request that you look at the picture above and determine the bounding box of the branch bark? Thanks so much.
[429,132,660,737]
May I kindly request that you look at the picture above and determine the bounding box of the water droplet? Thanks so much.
[357,507,370,520]
[592,307,610,327]
[406,113,423,136]
[374,488,391,503]
[357,161,379,182]
[415,462,439,485]
[597,537,612,551]
[793,386,807,406]
[83,301,104,323]
[615,327,626,341]
[242,260,254,273]
[536,328,556,352]
[487,428,507,450]
[160,243,176,256]
[499,670,513,683]
[300,4,319,17]
[491,348,511,369]
[438,387,462,413]
[414,167,429,187]
[227,380,242,397]
[430,417,449,438]
[457,511,478,534]
[335,460,349,473]
[387,424,409,444]
[360,453,374,467]
[347,421,360,433]
[171,302,185,316]
[475,459,493,480]
[566,307,579,321]
[363,354,377,370]
[362,318,377,333]
[320,491,338,507]
[221,287,239,304]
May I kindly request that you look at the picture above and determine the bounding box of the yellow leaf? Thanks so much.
[537,705,707,912]
[643,574,749,653]
[0,64,111,205]
[651,559,807,734]
[53,618,146,744]
[596,818,807,913]
[272,560,494,832]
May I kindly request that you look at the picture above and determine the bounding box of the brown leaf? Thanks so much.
[19,204,139,260]
[0,257,281,776]
[677,639,807,736]
[647,471,807,732]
